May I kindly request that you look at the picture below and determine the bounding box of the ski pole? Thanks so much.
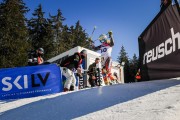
[90,26,97,39]
[83,26,97,48]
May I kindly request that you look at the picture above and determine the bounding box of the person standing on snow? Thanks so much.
[60,50,87,92]
[93,31,115,80]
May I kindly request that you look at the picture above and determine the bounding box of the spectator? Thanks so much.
[113,72,120,84]
[60,50,87,92]
[87,57,101,87]
[135,69,141,82]
[28,48,44,66]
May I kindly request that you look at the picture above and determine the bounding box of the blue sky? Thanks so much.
[4,0,166,61]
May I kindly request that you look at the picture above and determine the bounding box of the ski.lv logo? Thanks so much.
[1,72,50,92]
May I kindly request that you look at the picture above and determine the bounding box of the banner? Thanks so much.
[0,64,63,100]
[139,4,180,80]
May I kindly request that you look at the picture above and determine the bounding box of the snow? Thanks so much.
[0,79,180,120]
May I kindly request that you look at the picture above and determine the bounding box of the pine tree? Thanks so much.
[61,25,74,51]
[117,46,130,83]
[43,20,55,59]
[49,9,65,55]
[132,54,139,71]
[74,21,87,47]
[0,0,30,68]
[28,4,46,49]
[70,21,91,49]
[117,46,129,64]
[28,4,54,60]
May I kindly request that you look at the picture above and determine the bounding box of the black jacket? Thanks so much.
[88,62,97,77]
[60,52,82,70]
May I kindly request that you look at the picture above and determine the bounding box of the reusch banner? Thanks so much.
[139,4,180,80]
[0,64,63,100]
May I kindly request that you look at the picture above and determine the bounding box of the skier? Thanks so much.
[60,49,87,92]
[28,48,44,66]
[93,31,115,83]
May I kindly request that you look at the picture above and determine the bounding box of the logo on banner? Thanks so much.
[143,28,180,64]
[0,64,62,100]
[1,72,50,92]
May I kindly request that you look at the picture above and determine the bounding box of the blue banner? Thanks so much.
[0,64,63,100]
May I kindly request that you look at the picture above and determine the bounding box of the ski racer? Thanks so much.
[93,31,115,84]
[60,50,87,92]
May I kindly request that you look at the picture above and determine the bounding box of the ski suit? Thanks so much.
[94,33,114,72]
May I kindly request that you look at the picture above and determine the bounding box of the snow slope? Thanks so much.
[0,79,180,120]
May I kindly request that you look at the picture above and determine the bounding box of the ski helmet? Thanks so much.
[38,48,44,54]
[99,34,108,43]
[80,49,87,59]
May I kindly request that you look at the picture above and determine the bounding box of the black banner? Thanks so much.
[139,4,180,80]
